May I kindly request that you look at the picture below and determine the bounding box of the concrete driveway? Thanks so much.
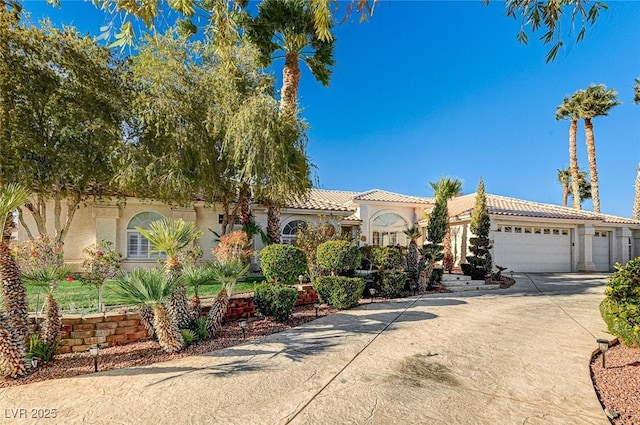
[0,273,611,425]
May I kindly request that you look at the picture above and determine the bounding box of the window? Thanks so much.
[495,225,502,232]
[218,214,241,225]
[514,227,522,234]
[561,229,569,236]
[534,228,541,234]
[127,212,166,259]
[282,220,307,245]
[552,229,560,235]
[504,226,512,233]
[371,213,408,246]
[543,228,550,235]
[524,227,532,234]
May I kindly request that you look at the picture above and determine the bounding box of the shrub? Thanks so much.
[600,258,640,346]
[295,218,342,277]
[259,244,307,284]
[26,334,58,363]
[213,230,252,263]
[317,241,361,276]
[11,235,63,272]
[314,276,365,309]
[370,246,403,270]
[379,271,406,298]
[253,283,299,322]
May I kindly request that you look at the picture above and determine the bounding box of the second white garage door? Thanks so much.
[491,225,572,272]
[593,230,611,272]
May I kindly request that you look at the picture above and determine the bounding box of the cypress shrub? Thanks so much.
[378,271,406,298]
[260,244,307,284]
[317,241,361,276]
[253,283,299,322]
[314,276,365,309]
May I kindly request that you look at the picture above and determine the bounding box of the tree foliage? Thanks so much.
[465,179,492,278]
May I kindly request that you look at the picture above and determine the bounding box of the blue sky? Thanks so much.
[24,1,640,217]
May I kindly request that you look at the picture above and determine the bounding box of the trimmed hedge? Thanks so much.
[253,283,299,322]
[317,241,361,275]
[260,244,307,284]
[370,246,403,270]
[379,271,406,298]
[314,276,365,309]
[600,258,640,347]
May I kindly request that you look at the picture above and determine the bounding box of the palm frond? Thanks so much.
[181,264,216,296]
[111,268,181,306]
[210,259,249,294]
[21,264,70,292]
[0,183,30,232]
[136,218,203,259]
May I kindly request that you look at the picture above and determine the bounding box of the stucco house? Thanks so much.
[16,188,640,273]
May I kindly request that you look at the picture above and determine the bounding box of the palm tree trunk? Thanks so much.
[42,293,60,346]
[152,304,185,353]
[633,163,640,221]
[138,304,155,339]
[562,184,569,207]
[239,186,251,226]
[569,119,581,209]
[584,118,600,213]
[206,289,229,338]
[165,259,191,328]
[0,311,27,378]
[267,205,281,244]
[280,52,301,119]
[0,243,29,343]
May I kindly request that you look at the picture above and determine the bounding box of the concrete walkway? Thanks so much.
[0,274,611,425]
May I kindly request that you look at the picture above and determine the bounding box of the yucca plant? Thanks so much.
[137,218,203,329]
[112,268,185,353]
[22,264,70,346]
[181,264,215,320]
[403,227,421,285]
[206,259,249,338]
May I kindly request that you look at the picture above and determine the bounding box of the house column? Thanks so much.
[577,224,596,272]
[359,205,370,245]
[615,227,632,265]
[92,205,120,246]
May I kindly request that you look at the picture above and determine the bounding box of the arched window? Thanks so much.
[127,212,165,259]
[371,213,408,247]
[282,220,307,245]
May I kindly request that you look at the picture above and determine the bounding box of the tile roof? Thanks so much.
[351,189,433,204]
[448,193,640,225]
[285,189,358,212]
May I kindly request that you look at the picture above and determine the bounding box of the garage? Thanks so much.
[491,225,572,272]
[593,230,611,272]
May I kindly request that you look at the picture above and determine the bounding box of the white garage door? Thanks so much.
[593,231,611,272]
[491,225,571,272]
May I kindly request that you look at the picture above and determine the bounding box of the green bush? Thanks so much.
[600,258,640,346]
[259,244,307,284]
[314,276,365,309]
[317,241,361,275]
[379,271,406,298]
[370,246,403,270]
[253,283,299,322]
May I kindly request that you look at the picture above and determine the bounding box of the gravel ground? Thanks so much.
[591,342,640,424]
[0,303,338,389]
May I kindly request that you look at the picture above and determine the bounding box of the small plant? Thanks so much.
[212,230,253,264]
[378,271,406,298]
[317,240,361,276]
[253,283,299,322]
[82,240,122,312]
[600,258,640,347]
[191,317,209,341]
[26,334,58,363]
[443,252,455,273]
[11,235,63,272]
[314,276,365,309]
[259,244,307,284]
[180,329,196,344]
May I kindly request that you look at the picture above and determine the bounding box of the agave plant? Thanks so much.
[181,264,215,320]
[22,264,70,346]
[111,268,185,353]
[206,259,249,338]
[136,218,203,329]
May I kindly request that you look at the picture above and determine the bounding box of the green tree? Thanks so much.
[112,268,185,353]
[403,226,421,284]
[557,168,591,208]
[634,79,640,104]
[206,259,249,337]
[0,19,129,245]
[465,179,492,278]
[422,198,447,286]
[556,93,584,209]
[429,177,463,263]
[577,84,620,213]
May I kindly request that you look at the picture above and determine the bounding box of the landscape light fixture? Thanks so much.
[410,282,417,296]
[30,357,39,369]
[369,288,376,303]
[88,344,99,372]
[314,302,320,317]
[298,275,304,285]
[597,338,610,368]
[239,320,247,340]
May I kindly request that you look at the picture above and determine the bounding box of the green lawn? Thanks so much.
[23,277,263,314]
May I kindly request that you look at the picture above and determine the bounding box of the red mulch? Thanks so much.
[591,341,640,424]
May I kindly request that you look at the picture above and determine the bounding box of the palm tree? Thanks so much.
[137,218,203,329]
[633,163,640,221]
[112,268,185,353]
[22,264,69,346]
[181,264,215,320]
[557,168,591,207]
[206,259,249,338]
[577,84,620,213]
[0,311,26,378]
[556,93,584,209]
[247,0,335,119]
[403,226,421,284]
[429,177,463,262]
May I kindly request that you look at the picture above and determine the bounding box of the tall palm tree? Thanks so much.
[633,163,640,221]
[112,268,185,353]
[206,259,249,338]
[556,93,584,209]
[22,264,69,346]
[247,0,335,119]
[137,218,203,328]
[557,168,591,207]
[429,177,463,261]
[578,84,620,213]
[403,226,421,284]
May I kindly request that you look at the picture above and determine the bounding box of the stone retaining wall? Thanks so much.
[43,286,317,354]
